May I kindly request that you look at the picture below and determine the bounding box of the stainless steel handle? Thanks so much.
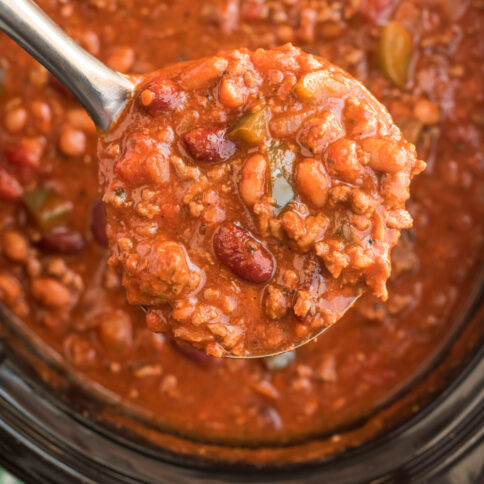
[0,0,134,130]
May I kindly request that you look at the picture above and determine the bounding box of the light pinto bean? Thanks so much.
[31,278,72,308]
[218,78,246,108]
[361,138,407,173]
[31,101,52,133]
[58,126,86,157]
[4,107,27,134]
[180,57,229,90]
[326,138,362,182]
[0,273,22,304]
[296,158,331,208]
[1,230,29,262]
[413,98,440,125]
[239,153,267,206]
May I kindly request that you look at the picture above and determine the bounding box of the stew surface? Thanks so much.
[0,0,483,450]
[100,45,423,356]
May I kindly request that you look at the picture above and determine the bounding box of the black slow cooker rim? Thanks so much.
[1,268,483,483]
[0,333,482,484]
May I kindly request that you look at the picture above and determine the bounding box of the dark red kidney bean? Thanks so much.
[140,77,179,116]
[38,228,85,253]
[213,222,274,283]
[91,200,109,247]
[4,137,45,168]
[0,169,23,201]
[184,125,236,163]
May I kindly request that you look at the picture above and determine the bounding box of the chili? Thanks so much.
[99,45,424,356]
[0,0,482,455]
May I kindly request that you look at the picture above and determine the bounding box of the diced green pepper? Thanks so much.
[229,107,269,144]
[267,142,295,212]
[379,21,413,88]
[272,176,294,212]
[23,186,50,213]
[23,187,72,230]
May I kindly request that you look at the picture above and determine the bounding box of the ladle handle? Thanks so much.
[0,0,133,129]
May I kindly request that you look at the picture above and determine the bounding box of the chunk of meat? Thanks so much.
[264,285,288,319]
[381,172,410,209]
[326,138,362,182]
[121,239,201,305]
[315,240,350,279]
[294,289,315,318]
[281,210,306,242]
[300,112,345,154]
[115,134,170,185]
[344,97,379,137]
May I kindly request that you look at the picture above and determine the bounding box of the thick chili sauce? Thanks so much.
[0,0,483,450]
